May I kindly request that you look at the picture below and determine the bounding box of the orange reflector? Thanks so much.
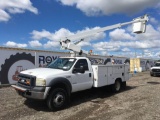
[26,80,30,85]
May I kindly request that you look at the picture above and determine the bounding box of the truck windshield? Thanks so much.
[47,58,76,70]
[154,63,160,67]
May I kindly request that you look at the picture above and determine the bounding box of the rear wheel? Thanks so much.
[47,88,68,111]
[112,80,121,93]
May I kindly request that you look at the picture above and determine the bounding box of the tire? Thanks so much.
[0,53,35,84]
[111,79,121,93]
[153,73,157,77]
[150,73,153,77]
[47,88,68,111]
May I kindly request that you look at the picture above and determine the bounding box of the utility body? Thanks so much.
[12,15,148,110]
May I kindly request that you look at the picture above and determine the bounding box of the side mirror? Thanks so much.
[72,68,77,73]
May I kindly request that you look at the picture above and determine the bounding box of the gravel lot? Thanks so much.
[0,71,160,120]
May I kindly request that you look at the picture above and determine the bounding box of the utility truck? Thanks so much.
[12,15,149,111]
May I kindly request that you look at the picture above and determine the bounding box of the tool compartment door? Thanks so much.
[92,65,108,87]
[124,65,130,81]
[107,66,113,85]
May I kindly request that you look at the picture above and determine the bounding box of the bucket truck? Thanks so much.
[12,15,148,111]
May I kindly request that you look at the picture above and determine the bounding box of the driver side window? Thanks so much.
[74,59,89,71]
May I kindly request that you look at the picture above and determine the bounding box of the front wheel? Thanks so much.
[111,80,121,93]
[47,88,68,111]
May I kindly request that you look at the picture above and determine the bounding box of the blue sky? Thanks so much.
[0,0,160,59]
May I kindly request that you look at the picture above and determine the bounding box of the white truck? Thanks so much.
[150,61,160,77]
[12,15,148,111]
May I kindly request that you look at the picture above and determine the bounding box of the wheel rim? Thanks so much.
[53,93,65,107]
[115,81,120,91]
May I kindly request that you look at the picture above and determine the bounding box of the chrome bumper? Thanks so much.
[11,85,50,100]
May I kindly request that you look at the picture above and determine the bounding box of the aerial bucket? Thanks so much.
[132,15,148,34]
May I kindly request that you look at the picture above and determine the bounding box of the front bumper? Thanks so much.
[150,71,160,76]
[11,85,50,100]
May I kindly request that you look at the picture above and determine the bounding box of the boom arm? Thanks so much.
[60,14,148,56]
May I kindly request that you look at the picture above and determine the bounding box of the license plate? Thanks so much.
[17,90,24,96]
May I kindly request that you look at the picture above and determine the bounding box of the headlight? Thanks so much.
[36,78,46,86]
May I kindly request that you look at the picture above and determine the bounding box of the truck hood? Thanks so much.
[151,67,160,70]
[20,68,67,78]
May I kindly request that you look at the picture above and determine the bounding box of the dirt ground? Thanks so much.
[0,72,160,120]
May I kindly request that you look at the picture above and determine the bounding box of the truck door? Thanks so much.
[71,59,93,92]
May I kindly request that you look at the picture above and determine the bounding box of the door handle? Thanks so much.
[89,73,91,77]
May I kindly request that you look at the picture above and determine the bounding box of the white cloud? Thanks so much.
[92,38,160,57]
[57,0,76,6]
[78,41,91,47]
[52,28,74,41]
[116,40,160,49]
[5,41,27,48]
[92,42,107,51]
[0,9,10,21]
[0,0,38,22]
[92,42,120,52]
[44,41,60,49]
[150,17,158,24]
[142,51,154,58]
[109,28,135,41]
[29,40,42,48]
[143,49,150,53]
[101,51,108,56]
[155,52,160,57]
[31,30,53,40]
[31,28,74,41]
[57,0,160,16]
[8,8,25,14]
[122,48,130,52]
[156,2,160,8]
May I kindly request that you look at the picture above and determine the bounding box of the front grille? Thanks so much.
[152,69,160,72]
[18,74,36,87]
